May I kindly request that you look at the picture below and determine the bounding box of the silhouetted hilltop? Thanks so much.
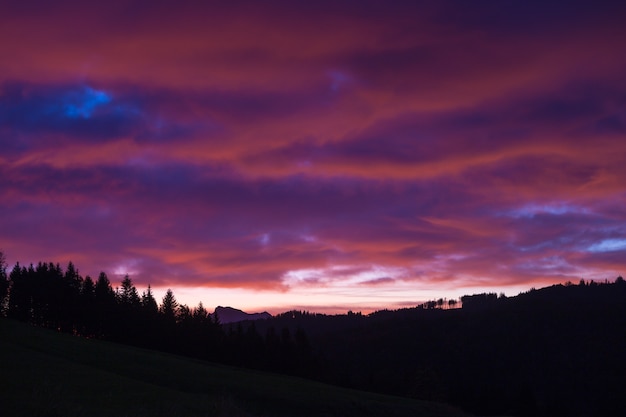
[1,255,623,416]
[253,278,626,416]
[215,305,272,324]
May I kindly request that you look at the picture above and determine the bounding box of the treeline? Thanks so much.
[249,278,626,417]
[2,251,625,416]
[0,254,315,376]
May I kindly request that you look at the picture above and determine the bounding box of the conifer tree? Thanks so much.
[192,302,209,324]
[80,275,97,335]
[141,284,159,314]
[94,272,116,307]
[58,261,83,332]
[0,251,8,314]
[119,275,141,307]
[82,275,96,299]
[160,289,178,321]
[7,263,31,321]
[94,272,116,336]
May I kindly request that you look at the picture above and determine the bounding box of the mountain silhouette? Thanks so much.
[214,306,272,324]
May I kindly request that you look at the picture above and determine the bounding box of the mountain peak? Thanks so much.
[214,306,272,324]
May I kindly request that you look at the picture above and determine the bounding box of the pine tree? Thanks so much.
[95,272,115,302]
[82,276,96,299]
[158,288,179,352]
[192,302,209,324]
[141,284,159,314]
[94,272,116,336]
[7,263,30,321]
[119,275,141,307]
[60,261,83,332]
[80,275,97,335]
[0,251,8,314]
[160,289,178,321]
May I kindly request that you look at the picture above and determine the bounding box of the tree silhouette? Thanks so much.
[0,251,8,315]
[7,263,30,321]
[178,304,192,323]
[82,275,96,299]
[115,275,142,342]
[192,302,209,324]
[80,275,96,335]
[160,289,178,321]
[158,288,179,352]
[119,275,141,307]
[60,261,83,332]
[95,272,115,302]
[8,254,626,416]
[25,263,42,325]
[141,284,159,314]
[94,272,116,336]
[136,284,160,347]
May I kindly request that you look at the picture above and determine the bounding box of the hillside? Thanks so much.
[0,318,467,417]
[250,279,626,416]
[3,258,624,416]
[214,306,272,324]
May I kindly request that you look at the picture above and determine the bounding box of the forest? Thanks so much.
[0,251,624,416]
[0,255,315,375]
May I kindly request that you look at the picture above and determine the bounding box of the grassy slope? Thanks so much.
[0,319,468,417]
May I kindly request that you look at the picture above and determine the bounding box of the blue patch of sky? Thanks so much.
[506,203,589,218]
[62,86,111,119]
[518,240,562,253]
[327,70,353,92]
[259,233,270,246]
[515,256,574,273]
[587,238,626,253]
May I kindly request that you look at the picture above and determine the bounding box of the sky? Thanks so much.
[1,0,625,314]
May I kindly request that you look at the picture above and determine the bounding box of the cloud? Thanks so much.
[1,1,625,311]
[0,82,133,138]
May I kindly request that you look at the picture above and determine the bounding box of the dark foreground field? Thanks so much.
[0,318,468,417]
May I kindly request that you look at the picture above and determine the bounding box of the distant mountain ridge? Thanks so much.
[214,306,272,324]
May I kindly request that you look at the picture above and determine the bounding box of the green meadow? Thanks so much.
[0,318,468,417]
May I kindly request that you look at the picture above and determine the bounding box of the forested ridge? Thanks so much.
[0,254,315,375]
[259,279,626,416]
[0,251,624,416]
